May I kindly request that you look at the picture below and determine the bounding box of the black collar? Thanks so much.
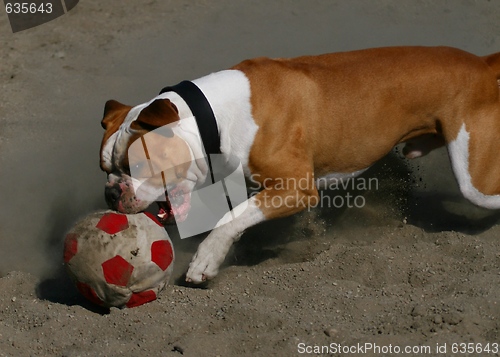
[159,81,221,155]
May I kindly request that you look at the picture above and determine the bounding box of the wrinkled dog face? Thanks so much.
[100,98,195,224]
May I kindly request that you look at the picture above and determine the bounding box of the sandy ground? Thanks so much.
[1,0,500,356]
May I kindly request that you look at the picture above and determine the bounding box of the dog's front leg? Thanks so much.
[186,183,319,283]
[185,197,264,283]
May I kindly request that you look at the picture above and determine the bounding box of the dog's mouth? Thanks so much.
[156,185,191,225]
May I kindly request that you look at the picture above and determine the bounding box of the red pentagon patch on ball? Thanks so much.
[63,233,78,263]
[96,212,129,234]
[76,282,104,306]
[151,240,174,271]
[102,255,134,287]
[126,290,157,308]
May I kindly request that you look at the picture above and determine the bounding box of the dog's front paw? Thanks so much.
[185,236,231,284]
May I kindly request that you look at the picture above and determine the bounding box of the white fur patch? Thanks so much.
[448,124,500,209]
[101,131,119,171]
[193,70,258,176]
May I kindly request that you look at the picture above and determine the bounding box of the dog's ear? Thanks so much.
[131,99,179,131]
[100,100,133,173]
[101,100,132,130]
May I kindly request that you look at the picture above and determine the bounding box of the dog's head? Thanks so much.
[100,97,204,224]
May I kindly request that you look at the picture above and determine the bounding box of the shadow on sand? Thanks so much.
[36,151,500,309]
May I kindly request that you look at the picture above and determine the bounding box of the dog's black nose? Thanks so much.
[105,185,122,208]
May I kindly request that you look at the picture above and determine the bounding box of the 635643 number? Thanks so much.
[5,2,53,14]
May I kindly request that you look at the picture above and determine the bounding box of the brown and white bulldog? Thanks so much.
[100,46,500,284]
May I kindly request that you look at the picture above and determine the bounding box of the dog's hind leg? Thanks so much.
[447,108,500,209]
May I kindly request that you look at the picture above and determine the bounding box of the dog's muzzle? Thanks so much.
[104,184,122,209]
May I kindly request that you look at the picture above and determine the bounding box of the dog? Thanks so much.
[100,46,500,284]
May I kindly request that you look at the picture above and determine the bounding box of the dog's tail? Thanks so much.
[482,52,500,79]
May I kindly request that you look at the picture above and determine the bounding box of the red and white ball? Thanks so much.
[64,210,174,308]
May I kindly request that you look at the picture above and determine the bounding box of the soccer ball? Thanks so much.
[64,210,174,308]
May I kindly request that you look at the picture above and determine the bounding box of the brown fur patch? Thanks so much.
[231,46,500,216]
[100,100,132,171]
[130,99,179,131]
